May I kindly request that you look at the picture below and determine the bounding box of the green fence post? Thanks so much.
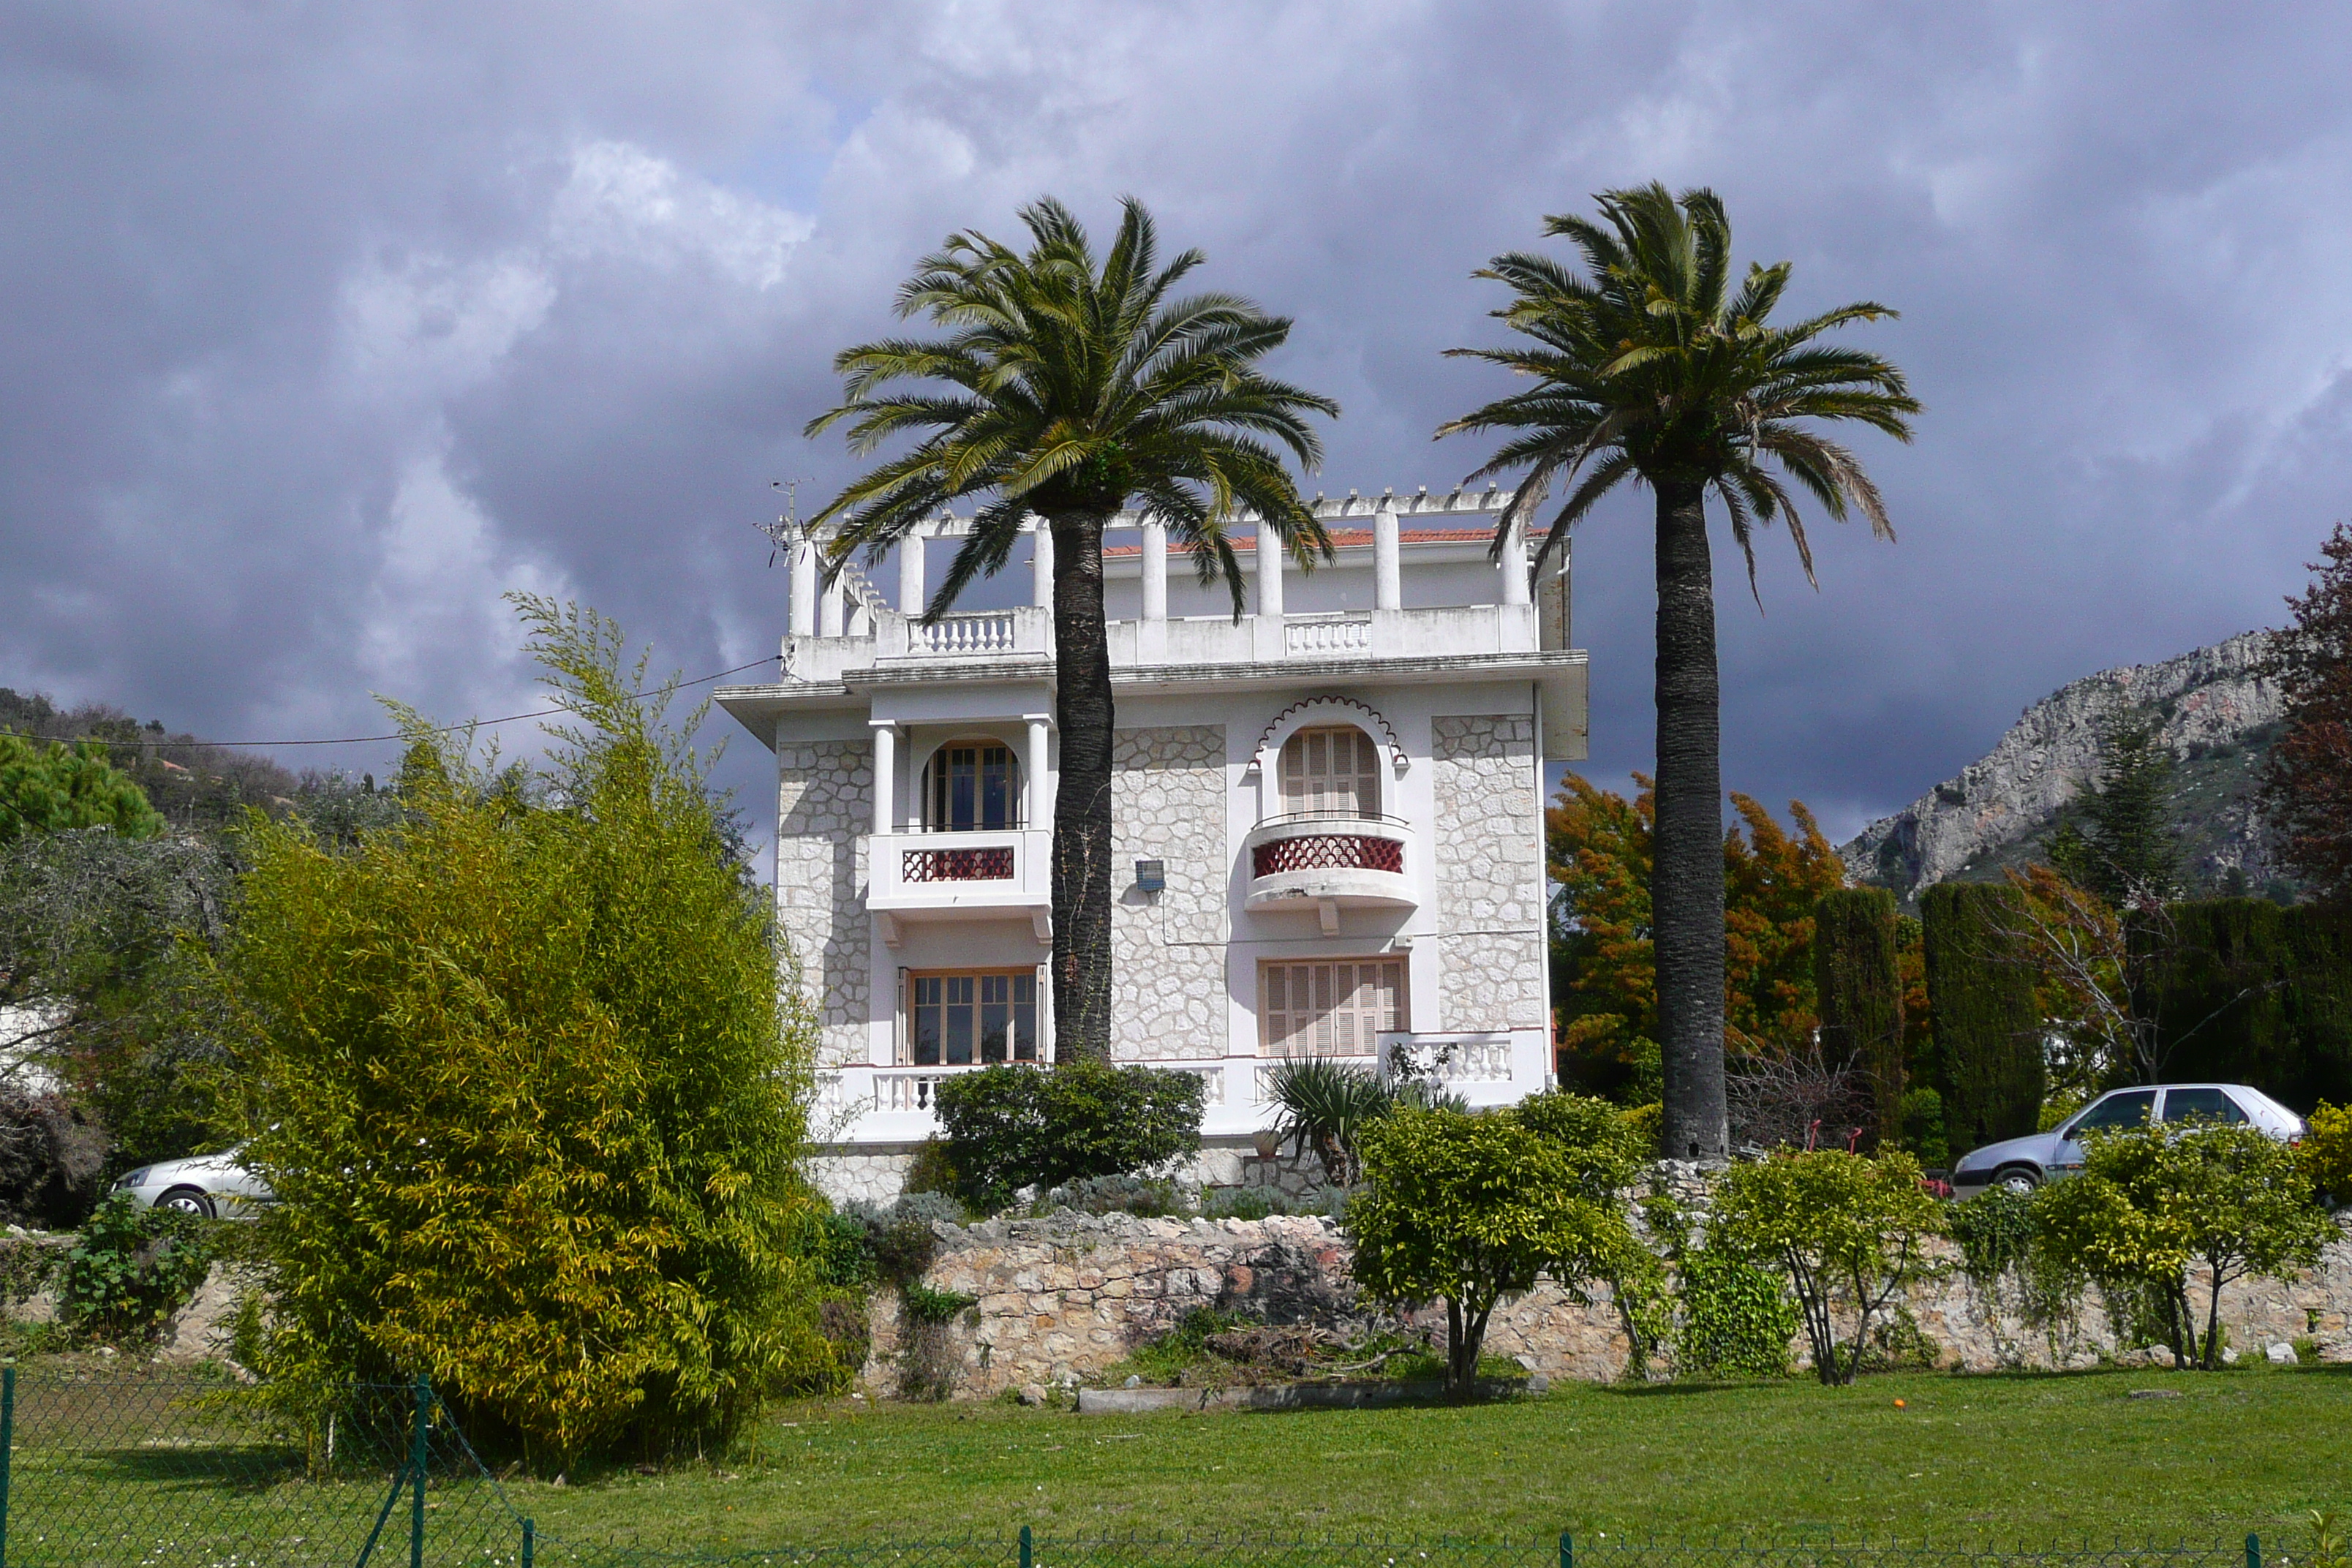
[1,1364,15,1568]
[410,1376,430,1568]
[522,1518,535,1568]
[1559,1534,1572,1568]
[2247,1534,2261,1568]
[1019,1523,1033,1568]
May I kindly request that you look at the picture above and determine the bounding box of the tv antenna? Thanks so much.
[761,478,815,566]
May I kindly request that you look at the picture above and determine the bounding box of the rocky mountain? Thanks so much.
[1839,631,2288,905]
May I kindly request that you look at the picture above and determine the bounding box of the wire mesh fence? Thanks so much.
[0,1368,2281,1568]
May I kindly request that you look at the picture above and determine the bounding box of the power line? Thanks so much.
[1,656,780,753]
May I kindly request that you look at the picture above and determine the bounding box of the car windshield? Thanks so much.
[2162,1087,2247,1125]
[2070,1089,2155,1135]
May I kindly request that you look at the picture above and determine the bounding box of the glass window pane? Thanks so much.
[2162,1088,2246,1125]
[2076,1090,2156,1132]
[981,1002,1009,1063]
[946,1001,973,1065]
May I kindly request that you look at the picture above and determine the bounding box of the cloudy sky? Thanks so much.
[4,1,2348,852]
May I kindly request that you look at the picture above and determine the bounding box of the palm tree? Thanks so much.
[804,197,1338,1060]
[1439,184,1918,1160]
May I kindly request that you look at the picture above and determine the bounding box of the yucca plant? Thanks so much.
[1266,1056,1394,1186]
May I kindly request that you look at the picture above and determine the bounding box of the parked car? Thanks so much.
[1949,1083,2304,1196]
[112,1147,272,1218]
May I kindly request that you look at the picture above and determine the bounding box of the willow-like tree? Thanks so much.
[804,198,1337,1058]
[1440,184,1918,1159]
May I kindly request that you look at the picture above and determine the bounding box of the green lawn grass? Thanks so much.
[496,1365,2352,1555]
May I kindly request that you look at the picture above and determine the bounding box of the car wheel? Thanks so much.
[1994,1166,2040,1195]
[158,1187,216,1219]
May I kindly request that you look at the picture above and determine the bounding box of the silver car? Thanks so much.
[1950,1082,2305,1196]
[113,1147,272,1219]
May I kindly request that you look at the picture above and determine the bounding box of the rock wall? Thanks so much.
[860,1207,2352,1400]
[775,737,874,1065]
[1109,725,1229,1062]
[1840,632,2283,902]
[1430,715,1545,1033]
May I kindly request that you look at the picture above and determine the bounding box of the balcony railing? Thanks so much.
[903,845,1015,883]
[1251,832,1403,878]
[911,611,1019,656]
[1284,614,1372,656]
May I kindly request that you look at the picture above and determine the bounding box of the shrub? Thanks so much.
[2032,1122,2329,1369]
[2300,1101,2352,1205]
[1921,883,2045,1156]
[1203,1186,1279,1220]
[216,600,829,1464]
[1264,1056,1392,1186]
[1671,1245,1797,1380]
[1513,1089,1669,1373]
[1350,1106,1644,1396]
[59,1190,214,1343]
[1710,1148,1942,1386]
[1038,1173,1183,1217]
[1898,1085,1949,1166]
[931,1060,1205,1213]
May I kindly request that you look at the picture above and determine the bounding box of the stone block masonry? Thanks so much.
[774,738,873,1065]
[860,1210,2352,1400]
[1109,724,1228,1061]
[1431,715,1545,1033]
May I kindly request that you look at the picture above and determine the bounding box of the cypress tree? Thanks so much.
[2156,899,2352,1109]
[1814,887,1906,1150]
[1921,883,2045,1155]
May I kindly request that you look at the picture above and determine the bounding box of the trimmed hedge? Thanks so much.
[931,1060,1206,1213]
[1814,888,1905,1150]
[1921,883,2044,1156]
[2150,900,2352,1109]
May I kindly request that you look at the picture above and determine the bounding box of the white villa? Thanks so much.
[715,486,1588,1202]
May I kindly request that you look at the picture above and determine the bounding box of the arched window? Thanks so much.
[924,739,1021,830]
[1278,725,1380,818]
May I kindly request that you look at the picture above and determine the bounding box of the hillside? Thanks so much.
[1838,631,2288,905]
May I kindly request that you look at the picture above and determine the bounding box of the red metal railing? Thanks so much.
[903,846,1016,883]
[1251,833,1403,878]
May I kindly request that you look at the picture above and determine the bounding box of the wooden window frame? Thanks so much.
[922,739,1022,832]
[903,965,1041,1066]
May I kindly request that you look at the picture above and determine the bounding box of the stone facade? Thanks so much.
[1430,715,1545,1033]
[775,738,873,1065]
[858,1208,2352,1400]
[1109,724,1229,1062]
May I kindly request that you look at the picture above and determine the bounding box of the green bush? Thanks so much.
[0,735,164,846]
[1711,1149,1942,1386]
[900,1284,976,1325]
[59,1191,214,1343]
[1350,1106,1644,1395]
[1898,1085,1949,1166]
[1038,1173,1184,1216]
[2300,1101,2352,1205]
[1815,888,1906,1148]
[931,1060,1205,1213]
[216,600,831,1464]
[2032,1122,2329,1369]
[1921,883,2044,1156]
[1264,1056,1393,1186]
[1671,1245,1797,1380]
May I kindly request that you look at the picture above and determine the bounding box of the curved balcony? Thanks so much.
[1243,813,1417,918]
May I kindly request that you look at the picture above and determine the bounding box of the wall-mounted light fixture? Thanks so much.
[1134,858,1166,893]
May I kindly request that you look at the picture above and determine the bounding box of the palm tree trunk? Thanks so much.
[1049,515,1115,1060]
[1654,478,1729,1160]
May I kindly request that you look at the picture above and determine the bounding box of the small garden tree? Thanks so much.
[2032,1123,2330,1370]
[930,1060,1205,1213]
[218,598,830,1463]
[1512,1090,1670,1373]
[1350,1106,1642,1395]
[1710,1148,1941,1385]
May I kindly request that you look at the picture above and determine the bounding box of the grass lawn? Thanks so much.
[501,1364,2352,1554]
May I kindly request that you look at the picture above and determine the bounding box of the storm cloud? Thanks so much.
[4,1,2347,846]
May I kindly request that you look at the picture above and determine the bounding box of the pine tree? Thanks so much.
[2264,521,2352,905]
[2051,715,2179,908]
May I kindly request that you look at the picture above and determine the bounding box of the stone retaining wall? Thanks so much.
[861,1210,2352,1401]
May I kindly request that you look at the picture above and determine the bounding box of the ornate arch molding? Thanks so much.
[1249,696,1409,776]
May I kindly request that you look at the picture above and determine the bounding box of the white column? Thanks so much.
[1031,519,1054,608]
[897,531,927,615]
[1373,501,1402,610]
[871,723,895,836]
[819,568,845,638]
[1501,511,1531,606]
[1255,518,1284,617]
[1025,715,1050,829]
[1142,521,1168,621]
[789,538,818,636]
